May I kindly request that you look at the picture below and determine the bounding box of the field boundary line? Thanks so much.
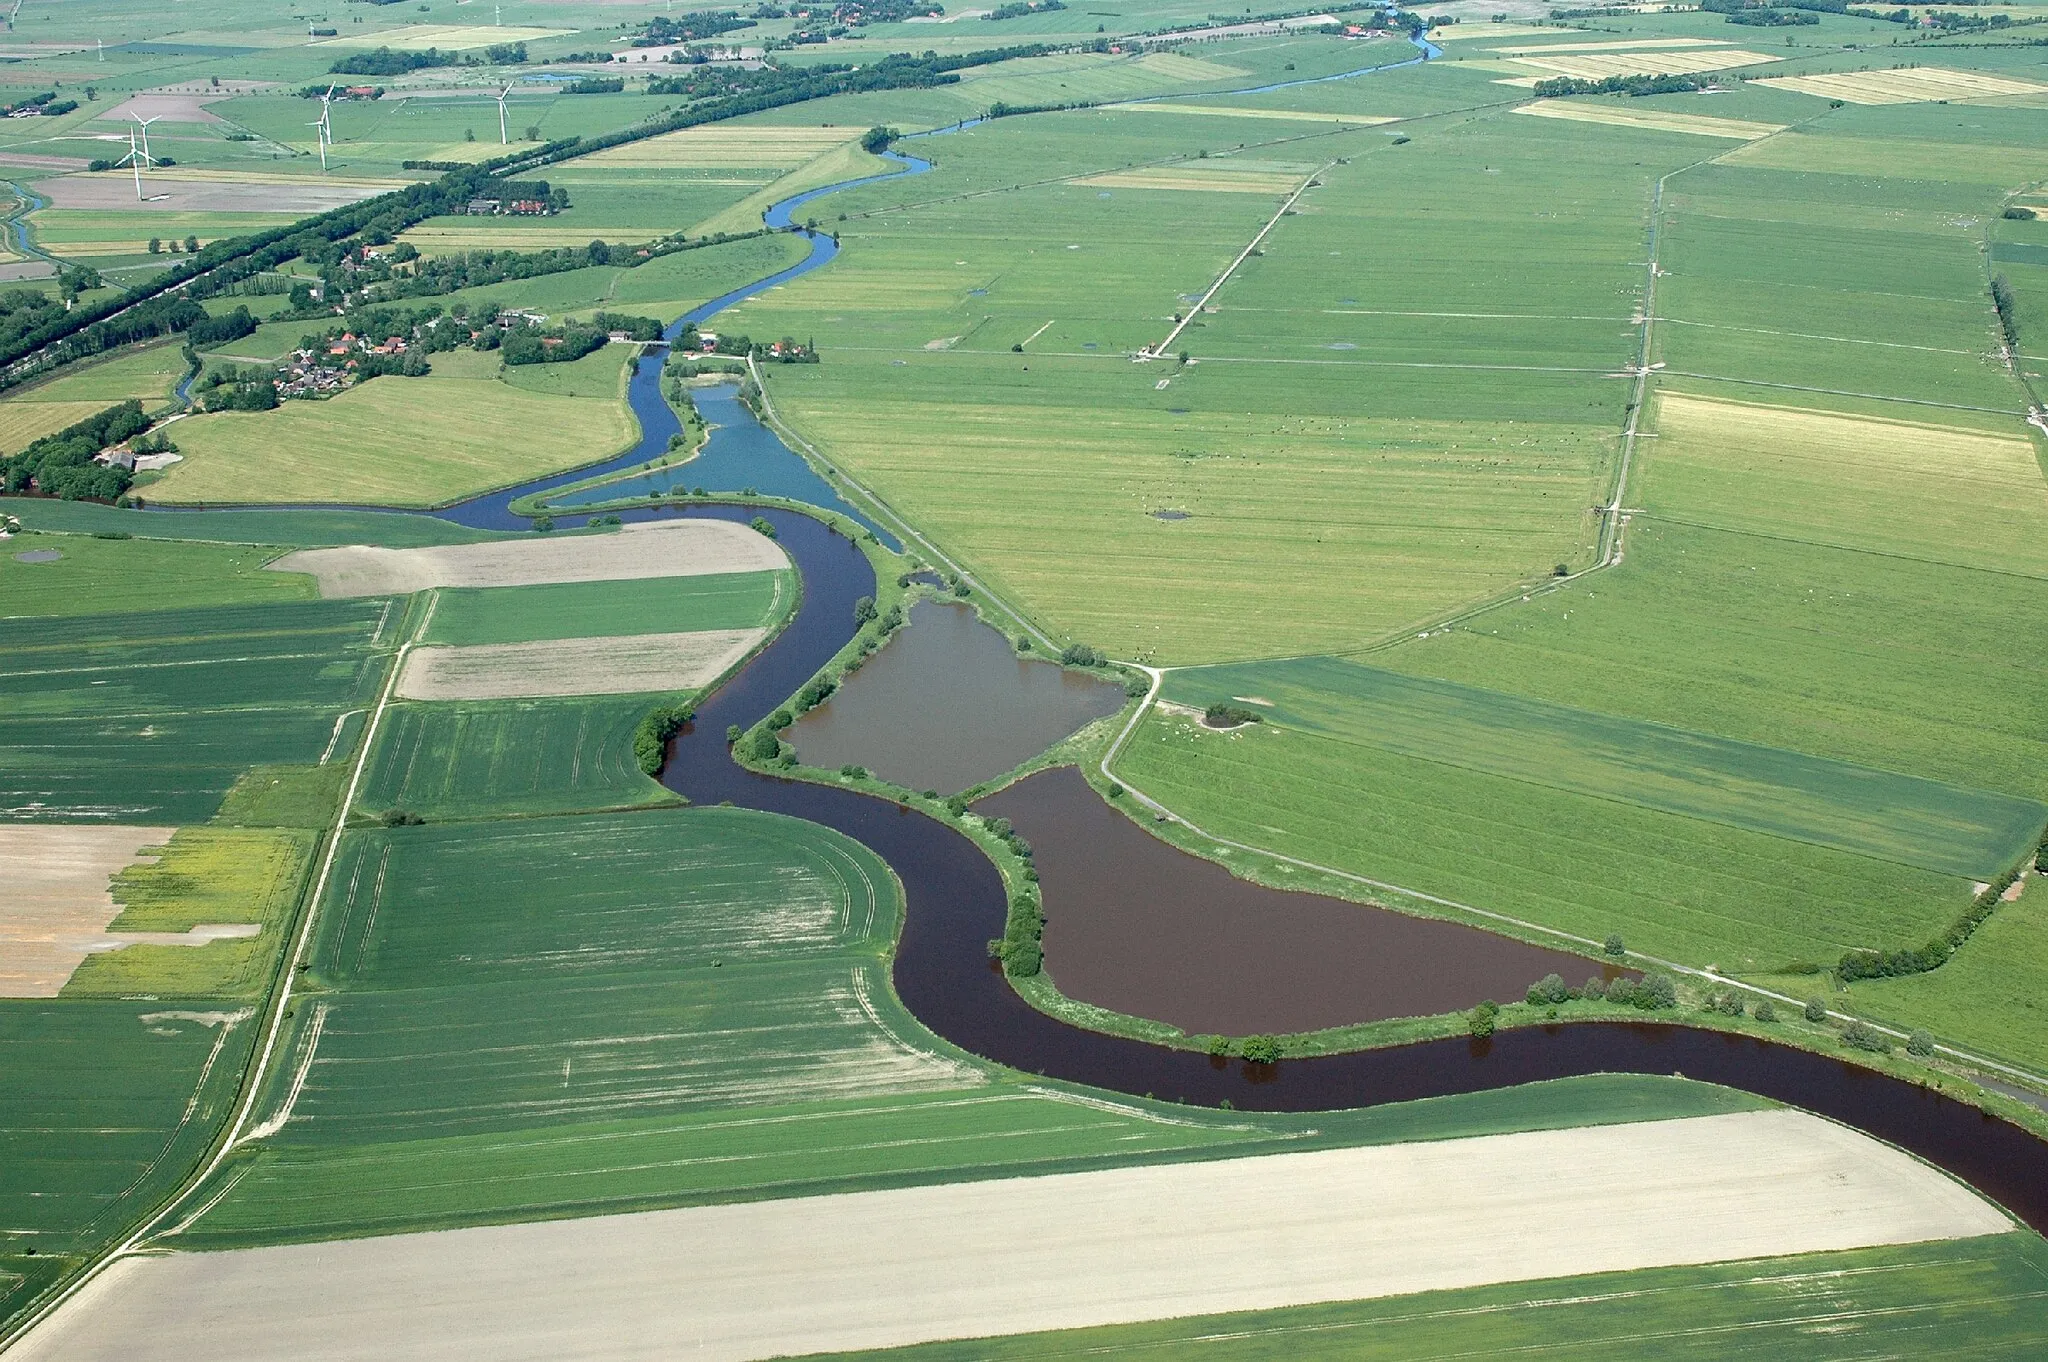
[1096,673,2048,1098]
[748,353,1058,652]
[1140,160,1335,362]
[0,590,430,1355]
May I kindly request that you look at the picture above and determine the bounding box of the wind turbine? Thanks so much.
[309,85,335,170]
[113,125,154,201]
[495,82,514,144]
[131,113,160,170]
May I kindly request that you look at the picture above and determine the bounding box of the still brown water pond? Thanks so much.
[789,600,1126,794]
[977,766,1621,1037]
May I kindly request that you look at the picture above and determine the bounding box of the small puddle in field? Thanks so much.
[976,766,1626,1037]
[787,601,1124,795]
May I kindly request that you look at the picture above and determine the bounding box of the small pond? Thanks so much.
[788,600,1125,795]
[12,549,61,563]
[976,766,1624,1037]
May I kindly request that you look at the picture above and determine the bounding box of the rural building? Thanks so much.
[465,199,502,216]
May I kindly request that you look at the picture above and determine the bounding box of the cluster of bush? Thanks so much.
[1992,274,2021,352]
[632,702,696,775]
[1523,970,1678,1010]
[1,91,76,116]
[1203,703,1262,729]
[986,0,1065,17]
[0,400,151,501]
[194,363,280,412]
[1838,854,2029,983]
[981,816,1044,976]
[635,10,759,45]
[1532,72,1709,98]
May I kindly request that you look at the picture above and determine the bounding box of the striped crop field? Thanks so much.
[0,600,393,824]
[1157,655,2046,879]
[421,570,793,646]
[357,696,679,820]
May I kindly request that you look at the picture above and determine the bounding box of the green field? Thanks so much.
[1159,656,2045,879]
[0,497,509,549]
[423,569,791,646]
[810,1233,2048,1361]
[0,1001,256,1327]
[0,598,391,823]
[356,695,682,821]
[0,533,316,616]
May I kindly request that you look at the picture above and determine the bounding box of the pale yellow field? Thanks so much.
[1104,104,1396,125]
[1645,391,2048,575]
[1514,101,1784,140]
[690,140,895,238]
[1133,52,1249,81]
[1430,23,1559,39]
[400,225,643,252]
[1509,50,1780,78]
[579,126,856,170]
[397,628,768,700]
[1491,38,1734,54]
[1076,163,1310,195]
[314,24,570,51]
[1755,66,2048,105]
[0,400,110,454]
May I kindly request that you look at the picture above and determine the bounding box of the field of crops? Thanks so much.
[1159,656,2043,879]
[0,1001,255,1327]
[355,695,675,820]
[423,569,790,646]
[0,599,391,823]
[0,534,320,616]
[807,1233,2048,1361]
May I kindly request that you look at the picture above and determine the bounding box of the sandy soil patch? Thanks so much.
[0,825,260,997]
[15,1109,2008,1362]
[1105,104,1395,124]
[1509,49,1779,78]
[44,174,388,215]
[578,126,855,170]
[271,520,789,598]
[1755,67,2048,105]
[1515,101,1784,140]
[1077,167,1306,195]
[95,93,234,124]
[396,628,767,700]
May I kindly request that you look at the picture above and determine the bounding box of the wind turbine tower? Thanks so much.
[115,126,154,201]
[310,85,335,170]
[497,83,514,144]
[132,114,160,170]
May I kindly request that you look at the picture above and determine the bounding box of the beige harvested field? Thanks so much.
[1514,101,1784,140]
[578,126,855,169]
[0,824,237,997]
[46,173,389,215]
[14,1109,2007,1362]
[272,520,789,597]
[1431,22,1560,39]
[1077,164,1308,194]
[1507,49,1779,78]
[1105,104,1396,124]
[313,24,570,50]
[1491,37,1732,54]
[396,628,767,700]
[1755,66,2048,105]
[1132,52,1249,81]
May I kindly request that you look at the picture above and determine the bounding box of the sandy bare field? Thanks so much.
[13,1109,2007,1361]
[396,628,768,700]
[44,174,387,215]
[1514,101,1784,140]
[1,825,171,996]
[272,521,789,598]
[1756,66,2048,105]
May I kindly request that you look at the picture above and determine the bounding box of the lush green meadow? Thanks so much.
[423,569,791,646]
[356,695,681,821]
[1160,656,2044,879]
[0,497,505,549]
[1118,708,1972,973]
[0,598,390,822]
[0,532,316,615]
[813,1233,2048,1361]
